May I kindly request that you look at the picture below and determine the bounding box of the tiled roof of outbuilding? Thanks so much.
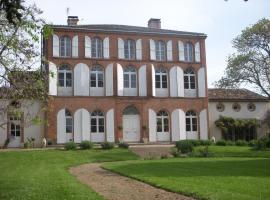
[208,88,269,102]
[51,24,207,38]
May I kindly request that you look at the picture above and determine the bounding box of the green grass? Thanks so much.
[0,149,138,200]
[103,146,270,200]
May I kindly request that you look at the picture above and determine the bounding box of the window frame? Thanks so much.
[184,42,193,62]
[184,68,196,89]
[123,66,137,89]
[90,65,104,88]
[65,109,73,134]
[90,110,105,134]
[60,36,72,57]
[155,40,166,61]
[124,39,136,60]
[9,116,21,137]
[156,110,169,133]
[58,64,72,87]
[185,110,197,132]
[155,67,167,89]
[91,37,103,58]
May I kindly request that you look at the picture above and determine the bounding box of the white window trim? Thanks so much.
[157,113,169,133]
[91,113,105,134]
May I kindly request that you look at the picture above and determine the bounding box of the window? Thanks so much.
[124,39,136,59]
[216,103,225,112]
[91,110,104,133]
[123,106,139,115]
[90,65,104,88]
[156,110,169,133]
[184,68,196,89]
[247,103,256,112]
[124,66,136,88]
[60,36,71,57]
[184,42,193,62]
[232,103,241,112]
[155,67,167,89]
[186,110,197,132]
[9,116,21,137]
[91,37,103,58]
[58,64,72,87]
[155,40,166,61]
[65,109,72,133]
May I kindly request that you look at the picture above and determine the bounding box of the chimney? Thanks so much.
[67,16,79,26]
[148,18,161,29]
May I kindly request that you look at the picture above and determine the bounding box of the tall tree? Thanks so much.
[0,0,24,25]
[0,2,51,128]
[216,18,270,97]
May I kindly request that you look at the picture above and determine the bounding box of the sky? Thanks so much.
[28,0,270,87]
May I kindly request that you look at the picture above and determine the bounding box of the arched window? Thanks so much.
[124,39,136,59]
[184,68,196,89]
[90,65,104,88]
[91,110,104,133]
[123,106,139,115]
[58,64,72,87]
[157,110,169,133]
[184,42,193,62]
[155,67,167,89]
[91,37,103,58]
[60,36,71,57]
[65,109,72,133]
[155,40,166,61]
[185,110,197,132]
[124,66,136,88]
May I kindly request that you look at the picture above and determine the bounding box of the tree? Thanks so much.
[216,18,270,97]
[0,0,25,25]
[0,2,51,128]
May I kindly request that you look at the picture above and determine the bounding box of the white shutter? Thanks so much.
[85,36,91,58]
[49,62,57,96]
[74,109,82,143]
[118,38,124,59]
[103,37,110,59]
[150,39,156,60]
[172,109,181,141]
[139,65,147,96]
[72,35,78,58]
[151,64,156,97]
[82,109,90,141]
[105,63,114,96]
[179,109,186,140]
[106,109,115,142]
[167,40,173,61]
[169,66,177,97]
[148,109,157,142]
[57,109,66,144]
[53,34,59,57]
[195,42,201,62]
[74,63,90,96]
[117,63,124,96]
[136,39,142,60]
[200,109,208,140]
[178,41,184,61]
[177,67,184,97]
[198,67,206,97]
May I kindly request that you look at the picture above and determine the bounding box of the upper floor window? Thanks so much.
[186,110,197,132]
[60,36,71,57]
[155,67,167,89]
[65,109,72,133]
[58,64,72,87]
[184,68,196,89]
[90,65,104,88]
[156,110,169,133]
[91,110,104,133]
[184,42,193,62]
[124,66,136,88]
[91,37,103,58]
[124,39,136,59]
[155,40,166,61]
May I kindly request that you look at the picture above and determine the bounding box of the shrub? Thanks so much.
[226,140,235,146]
[248,139,257,147]
[266,138,270,148]
[186,140,201,147]
[79,141,93,150]
[170,147,180,157]
[253,138,267,150]
[235,140,248,146]
[198,146,212,157]
[64,141,77,150]
[101,142,114,150]
[200,140,212,146]
[118,142,129,149]
[175,140,194,154]
[24,142,31,149]
[216,140,226,146]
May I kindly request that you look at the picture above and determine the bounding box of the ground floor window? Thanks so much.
[156,110,169,133]
[9,116,21,137]
[91,110,105,133]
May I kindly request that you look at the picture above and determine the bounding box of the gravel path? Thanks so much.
[69,163,195,200]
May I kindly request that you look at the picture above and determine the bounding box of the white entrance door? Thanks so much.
[123,115,140,142]
[8,117,21,148]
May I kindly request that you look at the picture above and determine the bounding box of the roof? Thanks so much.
[208,88,269,102]
[51,24,207,38]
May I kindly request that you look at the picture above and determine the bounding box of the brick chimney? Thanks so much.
[67,16,79,26]
[148,18,161,29]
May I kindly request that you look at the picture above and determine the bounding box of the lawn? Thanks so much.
[103,146,270,200]
[0,149,138,200]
